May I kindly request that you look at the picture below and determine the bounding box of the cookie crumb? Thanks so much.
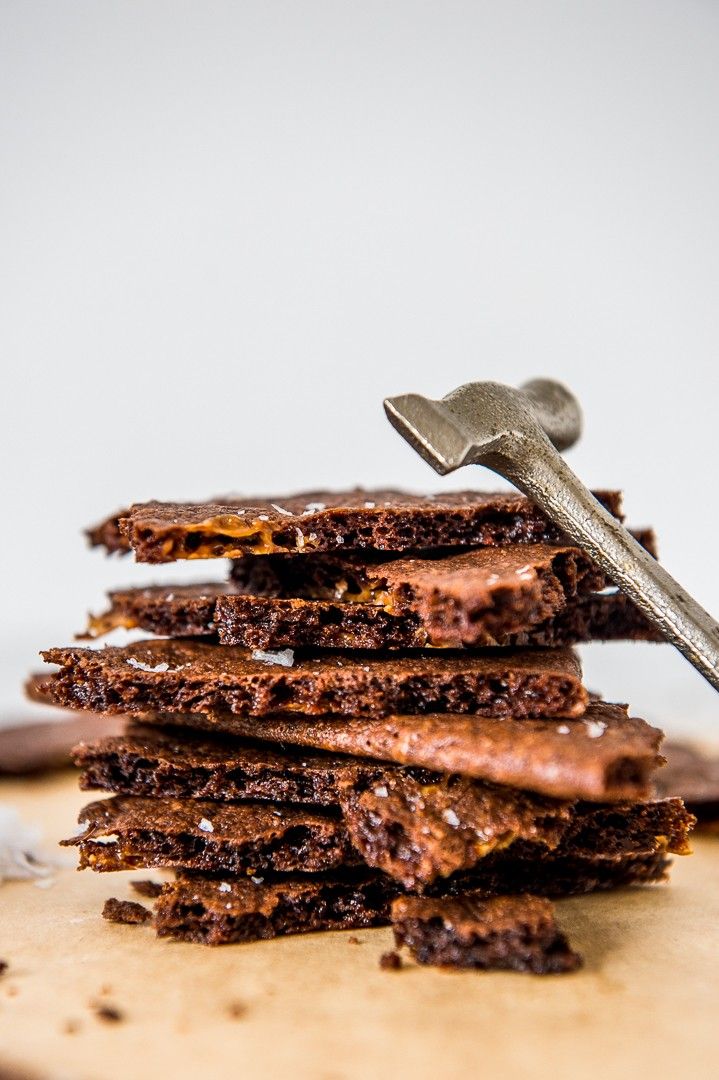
[63,1019,81,1035]
[226,1001,246,1019]
[379,950,403,971]
[92,1001,124,1023]
[348,936,362,945]
[130,879,163,899]
[0,960,7,976]
[102,897,152,924]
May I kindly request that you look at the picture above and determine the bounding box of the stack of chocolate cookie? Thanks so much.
[36,490,693,971]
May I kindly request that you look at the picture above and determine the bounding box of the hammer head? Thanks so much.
[383,379,582,476]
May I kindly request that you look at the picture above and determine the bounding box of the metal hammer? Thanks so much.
[384,378,719,693]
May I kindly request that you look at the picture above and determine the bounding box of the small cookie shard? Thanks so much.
[62,796,357,875]
[135,701,663,802]
[41,641,587,720]
[102,897,152,924]
[337,771,573,889]
[87,488,624,561]
[654,741,719,827]
[154,872,395,946]
[391,894,582,974]
[227,528,657,597]
[338,783,692,888]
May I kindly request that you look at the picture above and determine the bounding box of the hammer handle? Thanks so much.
[500,438,719,691]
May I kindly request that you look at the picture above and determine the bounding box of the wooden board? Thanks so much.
[1,771,718,1080]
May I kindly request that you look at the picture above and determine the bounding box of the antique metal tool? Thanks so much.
[384,378,719,692]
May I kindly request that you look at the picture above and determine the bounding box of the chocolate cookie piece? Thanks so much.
[62,791,692,884]
[503,591,662,647]
[654,741,719,827]
[81,541,631,650]
[87,488,624,561]
[42,641,587,719]
[73,725,371,806]
[63,796,357,875]
[83,583,660,651]
[137,701,662,802]
[227,528,658,597]
[84,583,236,640]
[154,871,396,945]
[440,850,671,899]
[391,894,582,973]
[153,849,670,946]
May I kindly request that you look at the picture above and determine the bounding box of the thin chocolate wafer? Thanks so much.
[42,641,587,719]
[135,701,662,802]
[88,488,624,561]
[63,796,357,875]
[73,725,370,806]
[84,543,608,648]
[154,850,670,946]
[154,871,396,945]
[83,582,660,650]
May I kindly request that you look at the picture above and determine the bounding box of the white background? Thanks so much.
[1,1,718,734]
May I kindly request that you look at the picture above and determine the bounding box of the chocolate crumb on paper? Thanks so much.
[379,951,403,971]
[102,897,152,924]
[91,1001,124,1023]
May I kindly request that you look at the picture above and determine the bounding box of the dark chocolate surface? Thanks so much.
[87,488,624,561]
[43,641,587,719]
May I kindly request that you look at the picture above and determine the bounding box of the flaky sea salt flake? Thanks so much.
[251,648,295,667]
[126,658,170,674]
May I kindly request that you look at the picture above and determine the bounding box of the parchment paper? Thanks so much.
[0,772,717,1080]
